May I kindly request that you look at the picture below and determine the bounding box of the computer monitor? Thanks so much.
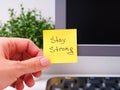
[45,0,120,75]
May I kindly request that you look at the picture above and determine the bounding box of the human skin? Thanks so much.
[0,37,50,90]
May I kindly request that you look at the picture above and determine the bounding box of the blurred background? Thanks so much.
[0,0,55,23]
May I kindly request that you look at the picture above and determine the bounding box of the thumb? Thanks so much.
[16,57,50,76]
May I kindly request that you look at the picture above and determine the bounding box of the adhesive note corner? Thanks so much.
[43,29,77,63]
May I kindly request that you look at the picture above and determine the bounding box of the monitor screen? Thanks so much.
[66,0,120,44]
[55,0,120,56]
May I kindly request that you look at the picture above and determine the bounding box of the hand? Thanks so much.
[0,37,50,90]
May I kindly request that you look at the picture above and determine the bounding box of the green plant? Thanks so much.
[0,5,55,48]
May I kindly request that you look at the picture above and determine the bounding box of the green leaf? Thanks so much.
[0,4,55,48]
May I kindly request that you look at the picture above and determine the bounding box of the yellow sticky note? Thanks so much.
[43,29,77,63]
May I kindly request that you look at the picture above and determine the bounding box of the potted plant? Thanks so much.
[0,5,55,48]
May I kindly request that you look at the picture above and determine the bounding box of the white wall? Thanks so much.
[0,0,55,23]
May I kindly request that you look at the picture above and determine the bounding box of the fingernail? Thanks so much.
[40,57,50,67]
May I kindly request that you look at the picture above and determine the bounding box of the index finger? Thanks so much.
[10,38,43,57]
